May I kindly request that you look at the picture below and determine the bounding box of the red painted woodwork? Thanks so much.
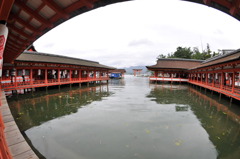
[0,0,14,21]
[1,66,110,92]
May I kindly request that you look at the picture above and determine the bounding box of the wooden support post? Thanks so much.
[79,70,81,81]
[221,72,224,89]
[154,71,158,78]
[232,72,235,93]
[79,83,81,88]
[30,68,33,85]
[206,73,208,85]
[219,93,222,101]
[200,73,202,83]
[87,82,89,87]
[45,69,48,84]
[58,69,60,83]
[212,73,215,87]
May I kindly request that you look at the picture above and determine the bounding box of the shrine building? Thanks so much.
[147,49,240,101]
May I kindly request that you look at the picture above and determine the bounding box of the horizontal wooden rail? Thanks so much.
[189,80,240,101]
[1,77,109,91]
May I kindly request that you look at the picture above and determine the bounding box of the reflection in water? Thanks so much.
[188,87,240,159]
[108,78,125,86]
[8,85,111,131]
[6,76,240,159]
[148,84,240,159]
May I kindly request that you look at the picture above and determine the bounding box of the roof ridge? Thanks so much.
[202,49,239,64]
[157,58,204,62]
[23,51,99,64]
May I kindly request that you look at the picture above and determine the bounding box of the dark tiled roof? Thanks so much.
[146,58,203,70]
[109,69,126,73]
[192,49,240,69]
[16,51,115,69]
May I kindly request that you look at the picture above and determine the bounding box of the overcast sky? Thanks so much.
[34,0,240,68]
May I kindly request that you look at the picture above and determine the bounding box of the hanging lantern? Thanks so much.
[38,69,41,75]
[6,70,9,77]
[22,69,25,76]
[75,70,78,75]
[11,68,16,76]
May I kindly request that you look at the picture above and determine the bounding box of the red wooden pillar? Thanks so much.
[232,72,235,93]
[220,72,224,89]
[94,70,96,79]
[200,73,203,83]
[154,71,158,77]
[70,70,72,82]
[206,73,208,85]
[78,70,81,81]
[87,70,89,79]
[45,69,48,84]
[58,69,60,83]
[30,69,33,85]
[14,69,17,87]
[212,73,215,87]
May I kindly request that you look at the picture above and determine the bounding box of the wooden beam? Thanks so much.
[212,0,231,9]
[14,1,52,27]
[41,0,69,19]
[229,0,240,16]
[203,0,212,5]
[65,1,87,13]
[8,24,31,39]
[82,0,94,9]
[0,0,15,21]
[10,15,38,32]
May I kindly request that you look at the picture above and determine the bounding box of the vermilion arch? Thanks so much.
[0,0,239,63]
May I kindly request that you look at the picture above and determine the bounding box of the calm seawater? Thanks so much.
[7,75,240,159]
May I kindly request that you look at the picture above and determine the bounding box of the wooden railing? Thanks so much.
[188,79,240,101]
[1,77,109,91]
[0,92,13,159]
[149,76,189,82]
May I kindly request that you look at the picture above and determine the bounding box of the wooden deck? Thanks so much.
[1,77,109,92]
[189,81,240,101]
[0,91,38,159]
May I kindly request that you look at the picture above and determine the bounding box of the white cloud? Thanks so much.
[34,0,240,68]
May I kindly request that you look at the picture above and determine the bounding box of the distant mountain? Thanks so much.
[120,66,149,74]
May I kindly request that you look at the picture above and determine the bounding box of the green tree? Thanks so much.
[191,47,203,60]
[172,47,192,59]
[157,54,166,59]
[157,44,218,60]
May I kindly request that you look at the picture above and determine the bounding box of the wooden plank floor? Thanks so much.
[0,91,39,159]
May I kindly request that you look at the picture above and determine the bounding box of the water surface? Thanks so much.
[7,75,240,159]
